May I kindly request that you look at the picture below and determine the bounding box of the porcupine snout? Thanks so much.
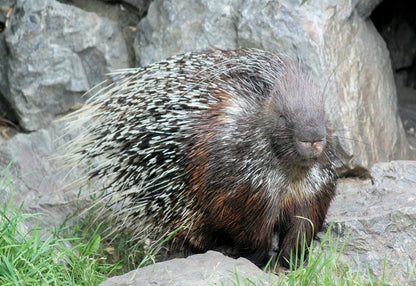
[293,116,327,160]
[295,138,326,159]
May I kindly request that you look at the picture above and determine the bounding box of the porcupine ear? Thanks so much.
[218,49,281,101]
[273,60,325,119]
[226,71,274,103]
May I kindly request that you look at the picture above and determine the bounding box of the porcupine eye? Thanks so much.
[277,114,286,127]
[270,113,289,147]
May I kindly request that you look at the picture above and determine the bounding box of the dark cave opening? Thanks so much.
[371,0,416,147]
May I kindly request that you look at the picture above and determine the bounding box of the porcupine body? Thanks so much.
[68,49,337,268]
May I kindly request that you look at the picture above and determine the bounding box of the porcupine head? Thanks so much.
[186,55,335,269]
[266,62,327,165]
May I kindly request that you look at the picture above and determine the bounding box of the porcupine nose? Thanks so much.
[296,138,326,159]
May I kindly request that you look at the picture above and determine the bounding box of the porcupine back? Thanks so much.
[66,48,337,266]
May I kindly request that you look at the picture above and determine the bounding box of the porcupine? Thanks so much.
[66,48,337,268]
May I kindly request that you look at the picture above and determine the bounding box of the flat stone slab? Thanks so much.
[99,251,277,286]
[326,160,416,284]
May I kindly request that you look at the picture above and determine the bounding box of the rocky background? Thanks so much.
[0,0,415,284]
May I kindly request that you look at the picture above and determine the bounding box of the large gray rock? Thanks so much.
[58,0,151,64]
[0,123,87,230]
[319,2,412,172]
[135,0,238,67]
[2,0,129,131]
[135,0,414,173]
[99,251,278,286]
[326,160,416,284]
[355,0,383,19]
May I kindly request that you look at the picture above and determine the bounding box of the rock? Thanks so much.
[99,250,277,286]
[119,0,151,16]
[354,0,383,19]
[236,0,321,77]
[0,0,16,25]
[320,5,412,173]
[0,123,88,230]
[2,0,129,131]
[325,160,416,284]
[135,0,414,174]
[135,0,239,67]
[58,0,150,64]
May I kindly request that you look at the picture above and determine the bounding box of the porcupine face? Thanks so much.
[266,63,327,167]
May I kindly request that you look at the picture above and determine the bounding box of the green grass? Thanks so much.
[0,162,119,286]
[267,224,367,286]
[224,225,393,286]
[66,206,149,275]
[1,160,414,285]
